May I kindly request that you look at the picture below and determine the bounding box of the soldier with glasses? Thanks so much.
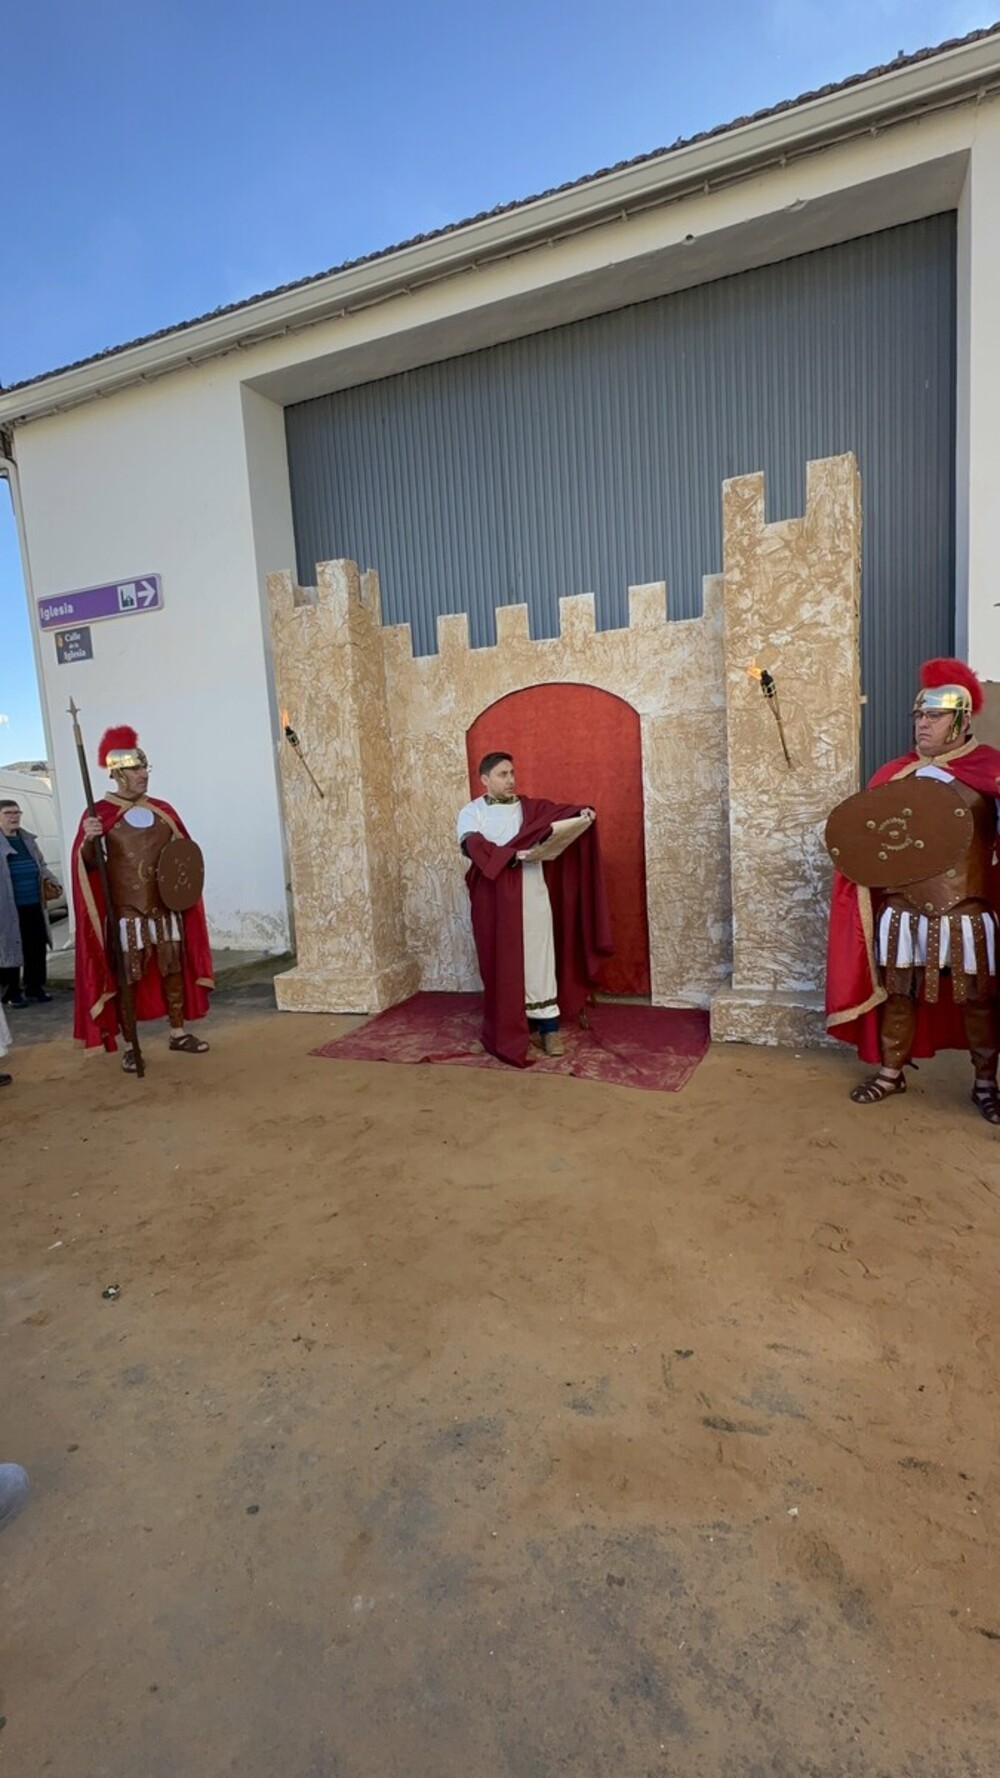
[826,659,1000,1125]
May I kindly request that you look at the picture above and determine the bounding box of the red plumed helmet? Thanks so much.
[918,658,983,714]
[98,725,141,768]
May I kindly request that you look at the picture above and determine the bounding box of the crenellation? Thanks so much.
[382,621,415,669]
[437,611,471,655]
[627,583,669,630]
[558,593,596,641]
[495,604,531,645]
[359,568,383,619]
[723,471,766,539]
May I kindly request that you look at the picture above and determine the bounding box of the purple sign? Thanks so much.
[37,574,162,632]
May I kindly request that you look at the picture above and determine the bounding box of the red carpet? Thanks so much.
[312,992,709,1092]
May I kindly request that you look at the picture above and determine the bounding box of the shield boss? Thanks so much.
[824,778,972,888]
[157,838,205,911]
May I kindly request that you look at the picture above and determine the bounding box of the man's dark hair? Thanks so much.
[479,751,513,778]
[0,800,20,812]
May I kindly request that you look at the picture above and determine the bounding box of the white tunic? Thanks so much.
[457,796,559,1020]
[876,762,998,974]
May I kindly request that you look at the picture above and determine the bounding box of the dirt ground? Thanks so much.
[3,986,1000,1778]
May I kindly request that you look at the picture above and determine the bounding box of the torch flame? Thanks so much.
[281,709,290,728]
[746,661,764,683]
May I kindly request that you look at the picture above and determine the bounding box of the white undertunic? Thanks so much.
[876,762,998,973]
[457,796,559,1020]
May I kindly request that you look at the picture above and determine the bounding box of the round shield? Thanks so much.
[156,838,205,911]
[824,778,973,889]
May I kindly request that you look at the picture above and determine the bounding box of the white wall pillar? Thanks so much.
[964,104,1000,680]
[16,371,293,951]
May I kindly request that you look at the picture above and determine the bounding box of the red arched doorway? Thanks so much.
[466,683,650,996]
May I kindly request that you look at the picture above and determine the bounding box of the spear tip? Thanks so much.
[68,697,80,718]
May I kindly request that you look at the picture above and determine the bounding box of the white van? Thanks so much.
[0,766,68,921]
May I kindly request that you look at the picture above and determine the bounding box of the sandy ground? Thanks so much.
[2,986,1000,1778]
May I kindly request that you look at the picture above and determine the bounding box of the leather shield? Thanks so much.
[156,838,205,911]
[824,778,973,889]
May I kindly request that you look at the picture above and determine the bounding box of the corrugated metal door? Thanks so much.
[286,215,955,774]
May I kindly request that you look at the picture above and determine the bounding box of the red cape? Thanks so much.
[463,797,614,1066]
[72,795,214,1052]
[826,741,1000,1062]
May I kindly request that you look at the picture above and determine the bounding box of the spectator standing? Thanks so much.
[0,799,60,1008]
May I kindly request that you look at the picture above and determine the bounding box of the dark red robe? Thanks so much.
[72,796,214,1052]
[826,742,1000,1062]
[462,797,613,1067]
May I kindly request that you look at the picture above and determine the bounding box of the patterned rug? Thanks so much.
[312,992,709,1093]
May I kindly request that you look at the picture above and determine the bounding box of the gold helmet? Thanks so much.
[98,726,148,775]
[912,658,982,742]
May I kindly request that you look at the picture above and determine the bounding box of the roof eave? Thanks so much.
[4,30,1000,427]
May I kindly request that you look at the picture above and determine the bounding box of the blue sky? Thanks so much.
[1,0,996,760]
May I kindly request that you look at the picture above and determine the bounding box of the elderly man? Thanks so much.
[457,749,612,1066]
[0,799,60,1008]
[826,658,1000,1124]
[72,726,214,1072]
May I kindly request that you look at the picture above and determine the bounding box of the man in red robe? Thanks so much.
[72,726,214,1071]
[826,659,1000,1124]
[457,750,613,1067]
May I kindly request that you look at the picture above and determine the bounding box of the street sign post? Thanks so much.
[37,575,162,632]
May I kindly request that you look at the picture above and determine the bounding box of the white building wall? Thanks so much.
[16,370,294,950]
[962,100,1000,679]
[10,92,1000,951]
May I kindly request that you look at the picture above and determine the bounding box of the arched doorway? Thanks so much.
[466,683,650,996]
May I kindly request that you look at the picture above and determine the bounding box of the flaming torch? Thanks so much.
[281,711,325,799]
[745,661,793,768]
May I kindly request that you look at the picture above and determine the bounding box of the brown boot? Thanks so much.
[542,1030,565,1058]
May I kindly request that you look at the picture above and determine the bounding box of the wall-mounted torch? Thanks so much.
[281,711,326,798]
[745,662,793,768]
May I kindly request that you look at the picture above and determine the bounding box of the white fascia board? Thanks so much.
[4,31,1000,426]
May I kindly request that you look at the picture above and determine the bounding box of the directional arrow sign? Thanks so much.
[37,574,163,631]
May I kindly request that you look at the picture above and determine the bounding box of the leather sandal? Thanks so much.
[169,1033,210,1054]
[121,1048,138,1074]
[971,1080,1000,1126]
[850,1070,906,1105]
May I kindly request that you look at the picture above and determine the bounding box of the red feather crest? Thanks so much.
[919,657,983,715]
[98,725,140,767]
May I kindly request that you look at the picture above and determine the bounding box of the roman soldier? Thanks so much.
[72,726,213,1071]
[825,659,1000,1124]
